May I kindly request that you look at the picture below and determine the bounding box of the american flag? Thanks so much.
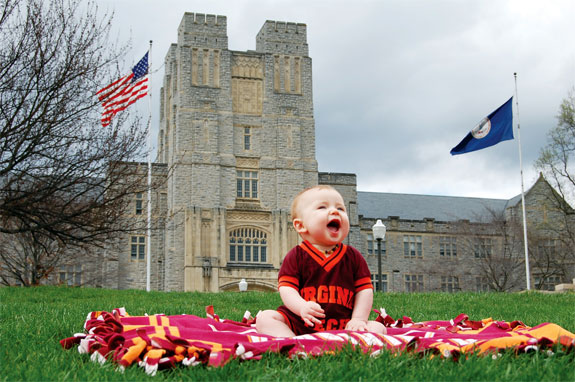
[97,52,149,127]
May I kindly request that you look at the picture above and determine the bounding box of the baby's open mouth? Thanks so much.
[327,219,341,232]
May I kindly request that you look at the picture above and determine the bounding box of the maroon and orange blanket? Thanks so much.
[60,307,575,376]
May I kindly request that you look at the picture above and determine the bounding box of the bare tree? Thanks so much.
[528,232,570,290]
[523,177,575,289]
[0,230,61,285]
[456,192,573,292]
[0,0,150,284]
[534,91,575,285]
[455,209,525,292]
[536,88,575,205]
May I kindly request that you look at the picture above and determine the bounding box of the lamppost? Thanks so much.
[372,219,386,292]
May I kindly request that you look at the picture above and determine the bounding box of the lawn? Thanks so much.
[1,287,573,381]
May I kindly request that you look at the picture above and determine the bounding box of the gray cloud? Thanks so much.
[104,0,575,199]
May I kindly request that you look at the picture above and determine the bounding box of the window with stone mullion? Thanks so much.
[236,170,259,199]
[131,235,146,261]
[371,273,388,292]
[229,228,268,264]
[440,236,457,257]
[59,264,82,286]
[404,274,423,292]
[244,127,251,150]
[441,276,459,292]
[403,235,422,258]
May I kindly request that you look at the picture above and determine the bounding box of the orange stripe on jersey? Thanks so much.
[278,275,299,290]
[300,241,348,272]
[300,241,325,265]
[354,276,373,292]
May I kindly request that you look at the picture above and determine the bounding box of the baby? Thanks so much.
[256,185,385,337]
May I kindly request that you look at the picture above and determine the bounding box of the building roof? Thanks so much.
[357,191,516,222]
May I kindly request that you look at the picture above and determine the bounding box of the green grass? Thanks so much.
[1,287,573,381]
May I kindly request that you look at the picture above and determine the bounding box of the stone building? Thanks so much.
[358,173,574,292]
[30,12,573,292]
[149,13,316,292]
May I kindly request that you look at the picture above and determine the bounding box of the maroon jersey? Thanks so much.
[276,240,373,335]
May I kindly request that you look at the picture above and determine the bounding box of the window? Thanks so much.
[367,233,374,255]
[131,235,146,261]
[229,228,267,263]
[534,275,562,291]
[403,235,422,258]
[441,276,460,292]
[474,238,493,258]
[236,170,258,199]
[367,233,386,256]
[371,273,388,292]
[405,274,424,292]
[537,239,558,256]
[439,236,457,257]
[475,276,490,292]
[59,265,82,286]
[135,192,143,215]
[243,127,251,150]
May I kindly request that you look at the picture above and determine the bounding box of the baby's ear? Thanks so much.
[293,218,307,233]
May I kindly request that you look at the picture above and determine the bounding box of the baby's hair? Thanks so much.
[290,185,338,220]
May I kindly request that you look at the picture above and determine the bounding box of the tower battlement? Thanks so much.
[256,20,308,56]
[178,12,228,49]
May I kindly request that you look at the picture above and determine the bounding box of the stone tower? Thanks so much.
[157,13,318,291]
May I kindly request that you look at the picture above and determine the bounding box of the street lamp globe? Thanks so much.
[239,278,248,292]
[372,219,386,240]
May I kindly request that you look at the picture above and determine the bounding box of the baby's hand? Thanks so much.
[345,318,368,331]
[299,301,325,327]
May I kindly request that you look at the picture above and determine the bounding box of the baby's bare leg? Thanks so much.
[366,320,386,334]
[256,310,296,337]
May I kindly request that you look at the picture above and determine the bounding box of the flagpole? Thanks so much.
[514,72,531,291]
[146,40,153,292]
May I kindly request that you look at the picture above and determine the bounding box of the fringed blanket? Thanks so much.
[60,306,575,376]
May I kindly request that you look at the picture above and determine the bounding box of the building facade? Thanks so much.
[152,13,316,292]
[30,13,573,292]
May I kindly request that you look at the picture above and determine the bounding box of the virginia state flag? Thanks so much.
[450,97,514,155]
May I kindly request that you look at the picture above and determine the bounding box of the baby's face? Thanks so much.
[293,188,350,250]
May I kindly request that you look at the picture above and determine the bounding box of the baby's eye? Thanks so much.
[317,206,326,209]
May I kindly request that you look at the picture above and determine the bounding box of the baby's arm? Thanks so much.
[345,288,373,331]
[279,286,325,327]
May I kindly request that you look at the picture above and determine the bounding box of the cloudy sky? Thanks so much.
[101,0,574,200]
